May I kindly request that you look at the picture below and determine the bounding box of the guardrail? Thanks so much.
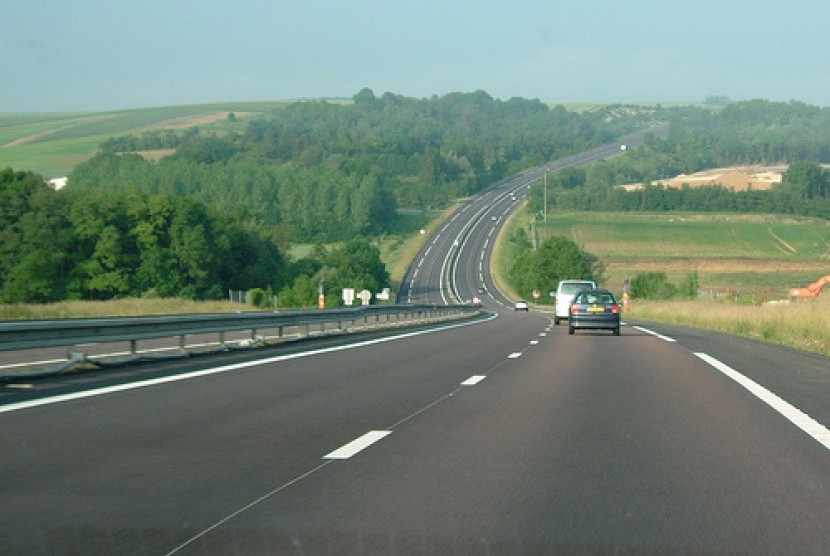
[0,304,482,352]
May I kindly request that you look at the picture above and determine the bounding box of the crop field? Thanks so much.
[0,101,292,177]
[520,211,830,299]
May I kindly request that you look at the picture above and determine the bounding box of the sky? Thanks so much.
[3,0,830,112]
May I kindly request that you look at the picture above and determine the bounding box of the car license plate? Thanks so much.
[587,307,605,313]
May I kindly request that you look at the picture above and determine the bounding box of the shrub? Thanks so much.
[631,271,676,300]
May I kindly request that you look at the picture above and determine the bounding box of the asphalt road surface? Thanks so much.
[2,311,829,555]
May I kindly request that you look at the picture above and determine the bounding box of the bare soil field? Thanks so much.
[622,166,786,191]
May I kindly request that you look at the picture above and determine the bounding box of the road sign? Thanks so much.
[342,288,355,306]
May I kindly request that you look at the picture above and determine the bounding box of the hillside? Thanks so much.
[0,102,292,178]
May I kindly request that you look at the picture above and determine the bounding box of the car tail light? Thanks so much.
[570,305,579,314]
[611,304,620,314]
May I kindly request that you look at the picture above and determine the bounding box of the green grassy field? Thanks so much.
[0,102,292,177]
[523,211,830,299]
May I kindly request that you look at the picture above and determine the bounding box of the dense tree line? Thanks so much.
[526,100,830,218]
[529,162,829,218]
[0,168,391,305]
[69,90,638,242]
[0,167,289,302]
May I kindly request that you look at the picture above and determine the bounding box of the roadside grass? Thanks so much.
[0,298,255,321]
[624,296,830,356]
[491,205,526,303]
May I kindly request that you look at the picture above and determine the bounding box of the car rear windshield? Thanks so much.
[561,282,594,295]
[577,292,615,304]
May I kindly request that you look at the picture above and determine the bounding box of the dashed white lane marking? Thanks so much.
[633,326,676,342]
[530,340,539,345]
[508,352,522,359]
[461,375,487,386]
[324,431,392,460]
[695,353,830,452]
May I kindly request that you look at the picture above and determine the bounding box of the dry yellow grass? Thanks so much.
[0,298,257,320]
[624,295,830,355]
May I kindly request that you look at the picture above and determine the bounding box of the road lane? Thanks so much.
[153,322,830,555]
[5,315,828,555]
[0,311,548,554]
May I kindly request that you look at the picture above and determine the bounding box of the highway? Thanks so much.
[2,138,830,555]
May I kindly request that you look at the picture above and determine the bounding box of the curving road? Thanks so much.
[2,137,829,555]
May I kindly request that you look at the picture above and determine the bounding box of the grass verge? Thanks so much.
[0,299,257,320]
[624,296,829,356]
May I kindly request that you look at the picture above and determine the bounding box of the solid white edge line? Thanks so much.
[0,313,498,415]
[695,352,830,452]
[633,325,676,342]
[323,430,392,459]
[461,375,486,386]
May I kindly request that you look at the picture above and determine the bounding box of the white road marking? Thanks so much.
[324,431,392,459]
[508,352,522,359]
[539,332,547,337]
[633,326,676,342]
[695,353,830,452]
[461,375,487,386]
[530,340,539,345]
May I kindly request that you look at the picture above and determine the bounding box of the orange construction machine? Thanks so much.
[789,275,830,298]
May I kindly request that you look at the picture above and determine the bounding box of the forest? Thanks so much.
[0,168,390,305]
[68,90,643,241]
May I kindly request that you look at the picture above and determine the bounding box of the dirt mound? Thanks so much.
[657,166,785,191]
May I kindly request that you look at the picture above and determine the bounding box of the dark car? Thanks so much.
[568,289,621,336]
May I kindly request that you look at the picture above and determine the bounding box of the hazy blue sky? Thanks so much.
[3,0,829,112]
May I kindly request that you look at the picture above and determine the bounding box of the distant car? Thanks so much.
[554,279,596,324]
[477,286,485,294]
[514,300,529,311]
[568,289,621,336]
[472,295,481,304]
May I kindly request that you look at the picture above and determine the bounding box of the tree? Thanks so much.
[321,238,390,305]
[508,234,598,302]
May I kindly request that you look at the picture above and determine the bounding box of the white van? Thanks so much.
[554,279,596,324]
